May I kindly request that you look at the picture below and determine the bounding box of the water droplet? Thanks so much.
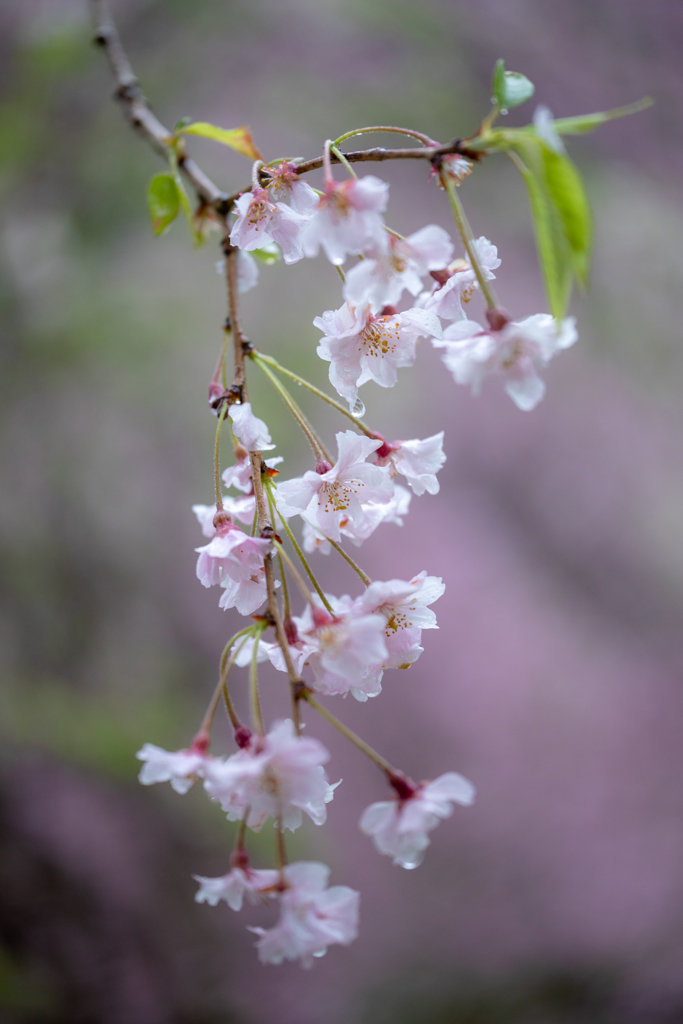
[351,397,365,418]
[501,107,509,116]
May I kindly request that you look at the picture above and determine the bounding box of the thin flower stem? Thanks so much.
[255,359,331,463]
[250,503,258,537]
[251,352,375,438]
[325,537,372,586]
[323,139,333,186]
[333,125,438,148]
[276,549,290,620]
[273,541,315,606]
[441,172,498,311]
[251,159,264,188]
[335,265,346,284]
[234,813,248,853]
[303,693,395,775]
[265,487,334,613]
[275,821,288,868]
[200,627,255,736]
[213,402,229,509]
[250,623,267,735]
[330,144,357,179]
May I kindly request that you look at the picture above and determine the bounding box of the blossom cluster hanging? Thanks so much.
[91,6,649,967]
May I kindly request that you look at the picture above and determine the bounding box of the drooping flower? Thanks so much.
[432,313,578,411]
[360,772,476,869]
[196,522,272,615]
[315,303,442,410]
[354,571,445,672]
[276,430,393,543]
[372,432,446,496]
[194,864,281,911]
[298,596,388,702]
[264,161,319,215]
[301,483,412,553]
[136,743,212,795]
[248,861,359,966]
[228,402,276,452]
[222,454,282,494]
[230,188,311,265]
[203,719,338,832]
[302,175,389,265]
[421,237,501,321]
[229,632,315,676]
[439,153,473,184]
[192,494,256,535]
[343,225,454,311]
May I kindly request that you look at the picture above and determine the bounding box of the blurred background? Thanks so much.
[1,0,683,1021]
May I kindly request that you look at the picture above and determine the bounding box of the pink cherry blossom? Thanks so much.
[195,524,272,588]
[302,175,388,265]
[229,633,315,676]
[355,571,445,672]
[248,861,359,966]
[433,313,578,411]
[192,494,255,536]
[297,596,388,702]
[228,402,276,452]
[237,250,259,292]
[194,865,281,911]
[263,161,319,215]
[439,153,473,183]
[373,432,446,496]
[421,237,501,321]
[222,454,282,494]
[136,743,212,795]
[360,772,476,869]
[301,482,411,554]
[343,224,454,311]
[315,303,442,410]
[275,430,393,543]
[229,188,310,265]
[203,719,338,832]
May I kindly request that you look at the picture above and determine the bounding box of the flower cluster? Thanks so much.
[137,108,582,968]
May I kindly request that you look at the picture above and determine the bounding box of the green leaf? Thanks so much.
[147,173,180,236]
[509,134,593,319]
[552,97,653,136]
[182,122,264,160]
[491,59,535,110]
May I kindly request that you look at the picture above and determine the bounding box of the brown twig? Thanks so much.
[89,0,230,214]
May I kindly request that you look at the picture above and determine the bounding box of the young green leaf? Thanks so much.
[539,143,592,285]
[182,122,263,160]
[147,173,180,236]
[551,97,653,136]
[491,59,535,110]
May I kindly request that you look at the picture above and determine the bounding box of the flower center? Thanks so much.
[360,317,401,357]
[318,480,364,513]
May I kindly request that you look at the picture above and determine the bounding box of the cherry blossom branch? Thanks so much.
[250,352,376,438]
[89,0,230,213]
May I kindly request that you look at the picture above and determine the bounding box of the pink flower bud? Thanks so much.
[315,459,332,475]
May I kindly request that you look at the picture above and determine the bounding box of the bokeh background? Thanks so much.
[1,1,683,1021]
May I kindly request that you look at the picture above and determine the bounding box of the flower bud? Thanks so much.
[212,509,233,532]
[315,459,332,475]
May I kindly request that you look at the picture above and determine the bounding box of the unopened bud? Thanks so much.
[485,307,511,332]
[190,730,210,755]
[213,509,232,532]
[316,459,332,475]
[284,617,300,646]
[388,769,417,801]
[234,726,252,749]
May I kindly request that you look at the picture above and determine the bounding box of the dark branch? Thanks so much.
[89,0,231,214]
